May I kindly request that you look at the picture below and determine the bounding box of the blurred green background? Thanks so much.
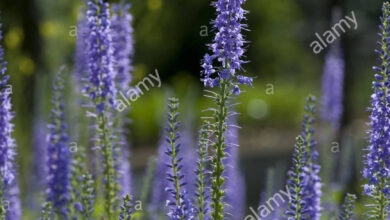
[0,0,384,217]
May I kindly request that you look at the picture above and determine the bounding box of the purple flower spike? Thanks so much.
[86,0,117,112]
[201,0,252,94]
[0,21,21,219]
[320,39,345,133]
[164,98,194,220]
[46,68,71,218]
[362,2,390,219]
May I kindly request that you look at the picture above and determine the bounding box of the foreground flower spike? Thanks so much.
[195,121,212,220]
[46,68,71,217]
[119,194,133,220]
[339,193,357,220]
[301,96,322,220]
[362,2,390,219]
[0,22,21,219]
[320,11,345,133]
[201,0,252,219]
[85,0,119,217]
[286,96,322,220]
[85,0,117,112]
[165,97,193,219]
[285,136,309,220]
[201,0,253,93]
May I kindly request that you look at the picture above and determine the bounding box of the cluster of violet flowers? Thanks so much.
[2,0,390,219]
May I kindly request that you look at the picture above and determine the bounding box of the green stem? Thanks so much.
[211,79,229,220]
[98,113,117,219]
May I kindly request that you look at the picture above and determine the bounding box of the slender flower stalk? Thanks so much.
[195,121,212,220]
[362,2,390,219]
[285,96,322,220]
[0,21,20,220]
[164,97,190,220]
[69,145,95,219]
[85,0,119,218]
[285,136,308,220]
[165,98,197,219]
[301,96,322,220]
[339,193,357,220]
[201,0,252,219]
[46,69,71,218]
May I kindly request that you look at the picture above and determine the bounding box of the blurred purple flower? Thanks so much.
[320,40,344,133]
[46,69,71,217]
[111,3,134,92]
[224,117,246,219]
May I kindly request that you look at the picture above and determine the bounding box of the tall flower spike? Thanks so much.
[320,9,345,133]
[46,68,71,217]
[85,0,117,113]
[201,0,252,219]
[362,2,390,219]
[201,0,253,94]
[165,97,193,220]
[85,0,119,217]
[195,121,212,220]
[0,21,21,219]
[339,193,357,220]
[285,96,322,220]
[301,96,322,220]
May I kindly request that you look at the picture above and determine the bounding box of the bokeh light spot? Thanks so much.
[19,57,35,75]
[247,98,268,119]
[5,27,23,49]
[147,0,162,10]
